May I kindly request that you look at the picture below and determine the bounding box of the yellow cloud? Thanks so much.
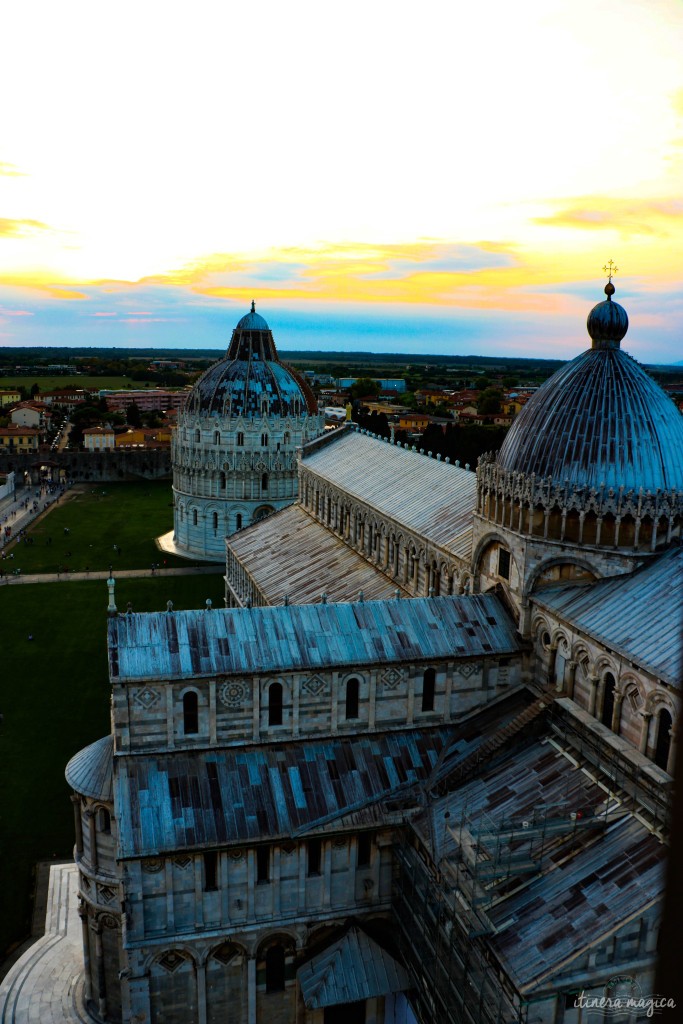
[0,217,50,237]
[0,161,25,177]
[534,196,683,237]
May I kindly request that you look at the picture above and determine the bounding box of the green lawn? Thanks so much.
[4,481,219,573]
[0,574,227,959]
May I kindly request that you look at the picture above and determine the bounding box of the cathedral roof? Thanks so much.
[531,545,683,687]
[495,284,683,492]
[65,734,113,801]
[303,428,476,559]
[227,502,413,604]
[427,736,665,991]
[183,302,317,418]
[108,595,520,683]
[116,726,455,856]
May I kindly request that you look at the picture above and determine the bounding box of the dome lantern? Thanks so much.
[586,259,628,349]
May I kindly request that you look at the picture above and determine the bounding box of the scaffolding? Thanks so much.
[393,834,527,1024]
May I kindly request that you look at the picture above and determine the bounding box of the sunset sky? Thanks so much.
[1,0,683,361]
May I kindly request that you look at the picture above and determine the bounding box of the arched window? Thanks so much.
[214,430,220,445]
[236,513,243,530]
[262,473,269,492]
[422,667,436,712]
[601,673,616,728]
[183,692,199,734]
[655,708,673,771]
[219,471,226,490]
[265,945,285,992]
[345,677,359,720]
[192,509,198,527]
[97,807,111,833]
[203,851,218,891]
[212,511,218,531]
[268,682,283,726]
[195,429,201,443]
[237,432,244,446]
[283,431,290,445]
[261,433,268,447]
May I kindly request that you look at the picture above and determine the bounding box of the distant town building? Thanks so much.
[100,389,189,413]
[83,425,116,451]
[0,389,21,407]
[10,401,51,430]
[337,377,407,392]
[0,425,40,453]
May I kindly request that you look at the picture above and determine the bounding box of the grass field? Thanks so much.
[0,376,160,392]
[0,573,227,959]
[4,481,219,573]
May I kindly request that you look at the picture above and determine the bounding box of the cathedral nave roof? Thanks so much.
[227,502,412,605]
[302,429,476,559]
[108,593,521,683]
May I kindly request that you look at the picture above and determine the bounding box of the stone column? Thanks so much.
[71,794,84,854]
[547,643,558,688]
[247,955,257,1024]
[564,660,577,700]
[78,900,93,1005]
[611,690,624,735]
[667,728,677,776]
[639,711,652,755]
[587,674,599,717]
[197,962,207,1024]
[93,919,107,1020]
[84,809,98,872]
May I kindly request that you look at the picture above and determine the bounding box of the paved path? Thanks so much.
[2,564,223,586]
[0,864,89,1024]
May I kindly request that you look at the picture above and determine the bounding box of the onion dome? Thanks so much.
[65,734,113,801]
[496,283,683,493]
[586,281,629,349]
[184,301,317,418]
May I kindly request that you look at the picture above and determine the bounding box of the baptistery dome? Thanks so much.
[496,284,683,493]
[184,302,317,419]
[171,303,324,560]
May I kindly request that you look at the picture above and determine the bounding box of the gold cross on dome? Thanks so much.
[603,259,618,283]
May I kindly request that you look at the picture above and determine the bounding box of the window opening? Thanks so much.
[269,682,283,726]
[422,667,436,712]
[345,677,359,719]
[183,691,199,734]
[257,846,270,883]
[357,833,371,867]
[265,945,285,991]
[203,851,218,891]
[307,838,322,876]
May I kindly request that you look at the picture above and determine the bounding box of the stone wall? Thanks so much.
[0,449,171,482]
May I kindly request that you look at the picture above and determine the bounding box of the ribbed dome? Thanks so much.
[65,734,113,801]
[497,293,683,493]
[184,303,317,418]
[236,306,270,331]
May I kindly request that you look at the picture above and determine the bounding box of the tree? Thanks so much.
[126,402,142,428]
[350,377,380,401]
[30,383,40,398]
[477,388,503,415]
